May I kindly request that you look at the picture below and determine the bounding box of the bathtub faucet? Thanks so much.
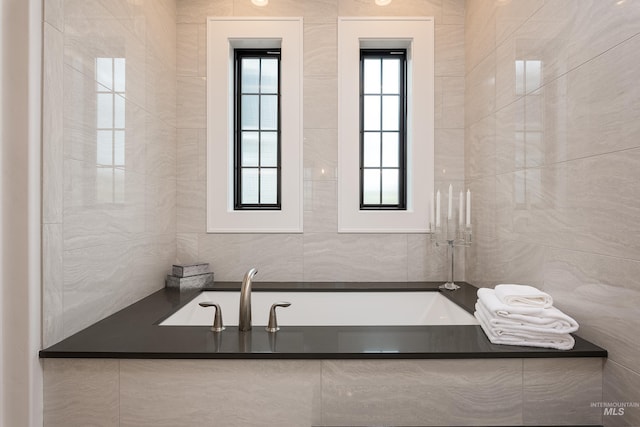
[239,267,258,331]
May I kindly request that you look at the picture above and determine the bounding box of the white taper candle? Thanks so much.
[436,190,441,227]
[430,192,435,229]
[466,189,471,226]
[459,190,464,227]
[447,184,453,220]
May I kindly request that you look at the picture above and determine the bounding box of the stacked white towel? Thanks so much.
[474,285,579,350]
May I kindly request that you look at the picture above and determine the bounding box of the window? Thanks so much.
[95,57,126,204]
[234,49,281,210]
[207,17,303,233]
[338,17,434,233]
[360,49,407,209]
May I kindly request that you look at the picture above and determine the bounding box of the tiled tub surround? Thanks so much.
[41,283,605,426]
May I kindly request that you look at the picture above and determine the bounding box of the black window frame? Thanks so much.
[234,48,282,210]
[359,49,407,210]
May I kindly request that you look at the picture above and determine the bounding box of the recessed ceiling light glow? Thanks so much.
[375,0,392,5]
[252,0,268,6]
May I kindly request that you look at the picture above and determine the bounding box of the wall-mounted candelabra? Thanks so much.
[429,185,472,291]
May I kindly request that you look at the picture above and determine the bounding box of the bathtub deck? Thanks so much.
[39,282,607,359]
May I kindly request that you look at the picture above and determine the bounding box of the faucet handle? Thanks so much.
[266,302,291,333]
[199,302,225,332]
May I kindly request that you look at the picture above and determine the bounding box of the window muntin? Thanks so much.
[360,49,407,210]
[234,49,281,210]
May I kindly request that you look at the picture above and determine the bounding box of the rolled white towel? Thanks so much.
[475,301,578,334]
[474,308,575,350]
[494,284,553,308]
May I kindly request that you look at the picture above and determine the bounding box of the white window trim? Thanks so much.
[207,17,303,233]
[337,17,435,233]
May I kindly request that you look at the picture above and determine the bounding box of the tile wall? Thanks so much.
[175,0,466,282]
[464,1,640,425]
[42,0,178,344]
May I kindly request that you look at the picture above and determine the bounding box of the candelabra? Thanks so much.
[430,219,472,291]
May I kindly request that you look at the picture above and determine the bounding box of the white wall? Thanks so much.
[1,0,43,425]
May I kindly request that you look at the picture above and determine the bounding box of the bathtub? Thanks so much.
[160,291,479,326]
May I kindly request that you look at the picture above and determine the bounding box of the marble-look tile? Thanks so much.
[303,128,337,181]
[439,76,464,129]
[177,76,206,129]
[177,179,206,233]
[146,53,177,126]
[564,33,640,161]
[321,359,522,426]
[338,0,442,22]
[543,247,640,373]
[176,233,199,265]
[43,23,64,224]
[304,180,337,233]
[130,233,176,290]
[120,360,321,427]
[435,128,464,182]
[304,23,337,76]
[494,0,544,48]
[198,233,304,281]
[303,0,338,24]
[464,0,495,74]
[603,361,640,427]
[435,24,464,77]
[177,0,233,24]
[494,96,524,174]
[232,0,303,17]
[43,358,119,427]
[45,0,64,31]
[146,177,176,234]
[466,113,496,180]
[176,24,199,77]
[304,76,337,129]
[177,128,199,181]
[43,224,64,348]
[407,234,463,282]
[442,0,464,25]
[145,116,176,179]
[143,0,176,69]
[63,158,146,250]
[303,233,407,282]
[464,50,495,127]
[197,24,207,77]
[523,358,603,425]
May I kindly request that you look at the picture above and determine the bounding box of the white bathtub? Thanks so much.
[160,291,479,326]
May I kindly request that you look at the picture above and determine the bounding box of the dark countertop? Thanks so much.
[39,282,607,359]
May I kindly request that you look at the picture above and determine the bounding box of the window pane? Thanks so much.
[515,60,524,95]
[363,132,381,167]
[525,60,542,93]
[382,95,399,131]
[241,58,260,94]
[96,58,112,91]
[96,168,113,203]
[241,168,259,204]
[97,93,113,128]
[261,58,278,94]
[382,133,399,167]
[114,95,125,129]
[260,132,278,167]
[363,169,380,205]
[382,58,400,94]
[260,95,278,130]
[114,130,125,165]
[382,169,399,205]
[241,95,259,130]
[114,58,126,92]
[260,168,278,204]
[363,58,380,94]
[364,95,381,131]
[97,130,112,165]
[241,132,259,166]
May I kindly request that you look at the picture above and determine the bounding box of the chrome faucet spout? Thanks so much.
[238,268,258,331]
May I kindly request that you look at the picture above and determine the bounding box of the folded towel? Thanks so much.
[475,301,578,334]
[494,284,553,308]
[477,288,545,315]
[475,308,575,350]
